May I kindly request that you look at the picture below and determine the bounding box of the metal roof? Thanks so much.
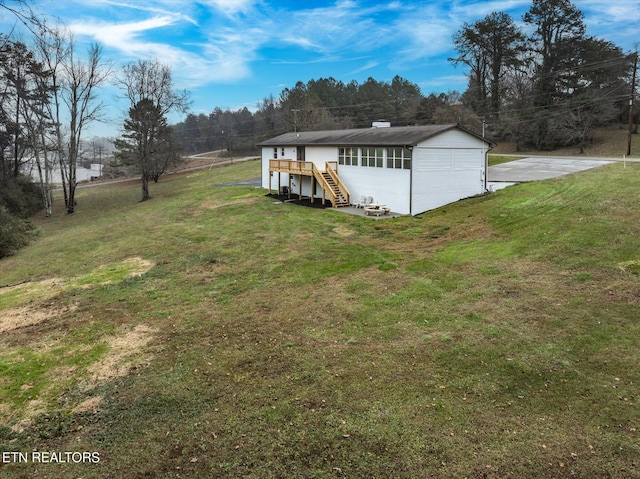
[258,124,488,147]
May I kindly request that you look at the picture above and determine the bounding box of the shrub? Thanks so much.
[0,206,38,259]
[0,176,43,218]
[0,176,42,258]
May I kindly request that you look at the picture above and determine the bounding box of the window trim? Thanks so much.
[361,147,384,168]
[338,147,358,166]
[386,147,412,170]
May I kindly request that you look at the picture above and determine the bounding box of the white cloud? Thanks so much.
[420,74,468,92]
[70,16,178,55]
[580,1,640,22]
[349,60,380,76]
[204,0,257,16]
[67,4,262,86]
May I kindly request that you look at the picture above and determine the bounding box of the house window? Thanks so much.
[338,147,358,166]
[386,147,412,169]
[361,147,383,167]
[273,147,278,159]
[281,147,285,157]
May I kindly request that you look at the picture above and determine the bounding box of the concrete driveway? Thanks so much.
[488,156,615,183]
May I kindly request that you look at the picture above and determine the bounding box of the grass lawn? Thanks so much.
[1,159,639,478]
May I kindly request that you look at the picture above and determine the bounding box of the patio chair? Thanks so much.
[355,195,367,208]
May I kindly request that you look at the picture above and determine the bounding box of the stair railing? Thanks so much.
[325,162,351,205]
[311,163,338,207]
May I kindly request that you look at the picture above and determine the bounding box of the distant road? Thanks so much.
[77,156,259,189]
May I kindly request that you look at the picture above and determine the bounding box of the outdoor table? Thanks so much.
[364,204,391,216]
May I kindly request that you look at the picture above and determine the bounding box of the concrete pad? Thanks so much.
[488,157,614,183]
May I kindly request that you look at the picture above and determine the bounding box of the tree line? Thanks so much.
[173,76,471,156]
[174,0,637,156]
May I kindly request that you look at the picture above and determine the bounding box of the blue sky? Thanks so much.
[4,0,640,137]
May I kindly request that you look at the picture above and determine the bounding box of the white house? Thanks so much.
[259,123,492,216]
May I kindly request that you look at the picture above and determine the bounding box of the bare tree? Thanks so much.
[62,41,110,213]
[34,26,110,213]
[115,59,190,201]
[19,46,55,216]
[0,0,43,36]
[117,59,190,119]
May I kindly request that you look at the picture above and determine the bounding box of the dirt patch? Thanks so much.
[4,324,156,432]
[0,303,77,334]
[0,257,154,334]
[618,260,640,275]
[0,278,64,302]
[86,324,156,382]
[113,256,154,276]
[72,395,103,414]
[331,225,356,238]
[11,399,46,433]
[0,277,74,334]
[72,323,155,414]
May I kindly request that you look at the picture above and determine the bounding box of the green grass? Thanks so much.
[1,158,639,478]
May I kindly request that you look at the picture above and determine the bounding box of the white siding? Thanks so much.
[418,129,486,149]
[305,146,337,168]
[410,147,484,215]
[340,165,410,214]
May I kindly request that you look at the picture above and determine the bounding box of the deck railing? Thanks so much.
[269,159,314,175]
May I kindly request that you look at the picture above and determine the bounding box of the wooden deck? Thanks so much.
[268,159,350,208]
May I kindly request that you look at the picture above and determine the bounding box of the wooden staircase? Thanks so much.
[268,159,350,208]
[319,171,349,207]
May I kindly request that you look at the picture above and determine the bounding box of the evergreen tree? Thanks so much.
[115,99,179,201]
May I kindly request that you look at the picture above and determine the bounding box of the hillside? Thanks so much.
[1,159,639,478]
[492,126,640,158]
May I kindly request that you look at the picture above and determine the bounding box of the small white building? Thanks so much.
[22,159,104,184]
[259,123,492,216]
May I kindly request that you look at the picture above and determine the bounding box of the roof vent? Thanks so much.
[372,120,391,128]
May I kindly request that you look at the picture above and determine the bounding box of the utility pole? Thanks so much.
[627,51,637,157]
[292,109,301,132]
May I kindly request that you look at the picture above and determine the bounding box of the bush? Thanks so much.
[0,176,43,218]
[0,206,38,259]
[0,176,42,258]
